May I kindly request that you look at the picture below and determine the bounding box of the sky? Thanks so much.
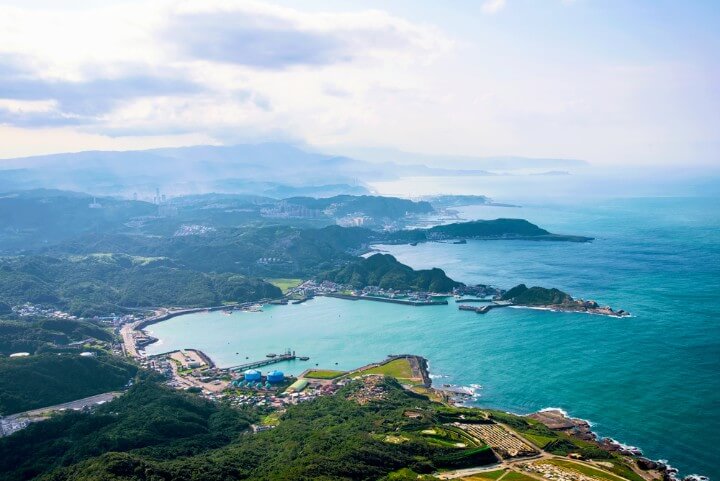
[0,0,718,168]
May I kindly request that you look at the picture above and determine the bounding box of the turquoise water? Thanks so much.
[146,197,720,479]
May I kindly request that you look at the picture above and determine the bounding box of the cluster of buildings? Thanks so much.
[288,280,447,304]
[256,257,289,265]
[11,303,77,320]
[336,215,370,227]
[346,375,389,405]
[141,348,353,412]
[260,203,323,219]
[221,373,343,410]
[174,224,216,237]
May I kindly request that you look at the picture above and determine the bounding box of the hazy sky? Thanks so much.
[0,0,718,167]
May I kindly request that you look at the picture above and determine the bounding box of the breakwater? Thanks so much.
[458,301,513,314]
[324,293,448,306]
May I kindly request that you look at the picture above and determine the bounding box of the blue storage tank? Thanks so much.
[267,370,284,383]
[244,369,261,382]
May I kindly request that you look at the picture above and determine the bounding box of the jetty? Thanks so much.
[454,298,494,303]
[227,349,298,372]
[458,301,512,314]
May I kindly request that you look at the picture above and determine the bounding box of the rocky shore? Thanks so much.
[519,299,631,317]
[529,409,708,481]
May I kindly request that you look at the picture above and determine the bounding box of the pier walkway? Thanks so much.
[227,353,296,372]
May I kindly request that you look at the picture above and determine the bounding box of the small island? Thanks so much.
[501,284,630,317]
[387,219,594,244]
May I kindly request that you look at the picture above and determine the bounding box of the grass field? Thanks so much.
[460,469,507,481]
[522,433,555,448]
[502,471,537,481]
[261,412,281,426]
[543,459,629,481]
[267,278,303,293]
[363,358,414,380]
[302,369,346,379]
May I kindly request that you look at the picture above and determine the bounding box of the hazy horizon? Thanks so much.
[1,0,718,169]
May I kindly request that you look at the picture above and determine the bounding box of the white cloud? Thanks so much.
[0,1,716,168]
[0,1,451,138]
[481,0,507,14]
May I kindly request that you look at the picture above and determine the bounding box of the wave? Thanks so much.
[538,406,569,416]
[538,406,595,427]
[508,305,634,318]
[533,407,715,479]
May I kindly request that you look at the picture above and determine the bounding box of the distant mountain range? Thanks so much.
[0,143,584,198]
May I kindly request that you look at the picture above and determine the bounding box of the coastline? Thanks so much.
[133,315,699,481]
[507,304,632,318]
[126,301,692,479]
[424,364,696,481]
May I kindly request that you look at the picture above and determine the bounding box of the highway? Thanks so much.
[0,391,123,437]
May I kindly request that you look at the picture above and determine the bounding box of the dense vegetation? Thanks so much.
[0,353,138,414]
[0,318,112,355]
[0,254,281,317]
[0,380,256,481]
[319,254,463,292]
[0,190,433,254]
[387,219,591,243]
[51,225,373,278]
[0,190,157,254]
[0,377,502,481]
[501,284,573,305]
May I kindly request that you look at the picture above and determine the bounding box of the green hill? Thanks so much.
[0,318,112,356]
[319,253,463,292]
[0,380,255,481]
[0,254,281,317]
[0,353,138,415]
[501,284,573,305]
[0,377,500,481]
[388,219,592,243]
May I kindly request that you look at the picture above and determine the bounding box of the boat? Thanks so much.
[452,239,467,244]
[247,304,263,312]
[298,356,310,361]
[266,353,277,358]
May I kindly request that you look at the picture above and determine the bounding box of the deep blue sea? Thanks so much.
[147,197,720,479]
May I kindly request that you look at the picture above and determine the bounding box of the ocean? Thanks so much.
[145,196,720,479]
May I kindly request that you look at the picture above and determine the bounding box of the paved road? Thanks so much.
[0,391,123,437]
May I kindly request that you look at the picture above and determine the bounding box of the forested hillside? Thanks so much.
[0,354,138,415]
[0,318,112,355]
[0,377,499,481]
[0,254,281,317]
[319,254,463,292]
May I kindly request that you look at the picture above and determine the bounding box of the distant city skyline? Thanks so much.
[0,0,718,168]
